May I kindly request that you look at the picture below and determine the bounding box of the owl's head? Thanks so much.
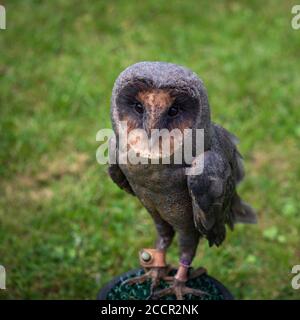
[111,62,211,151]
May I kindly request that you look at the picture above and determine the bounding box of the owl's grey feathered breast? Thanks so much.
[109,62,256,265]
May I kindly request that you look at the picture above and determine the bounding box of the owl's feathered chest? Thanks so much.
[119,161,187,193]
[119,159,196,231]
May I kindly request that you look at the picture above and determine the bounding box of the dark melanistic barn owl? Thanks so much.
[108,62,256,299]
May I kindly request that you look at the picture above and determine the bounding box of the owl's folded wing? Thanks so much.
[107,136,135,196]
[187,151,235,246]
[108,163,135,195]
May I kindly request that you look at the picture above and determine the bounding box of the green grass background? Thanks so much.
[0,0,299,299]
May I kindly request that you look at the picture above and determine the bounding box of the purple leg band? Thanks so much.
[180,258,191,268]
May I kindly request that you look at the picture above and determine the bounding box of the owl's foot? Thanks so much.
[151,265,208,300]
[151,278,209,300]
[121,266,173,292]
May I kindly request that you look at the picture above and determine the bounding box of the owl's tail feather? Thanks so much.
[231,194,257,224]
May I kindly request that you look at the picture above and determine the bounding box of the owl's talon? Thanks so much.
[188,266,207,279]
[121,273,149,286]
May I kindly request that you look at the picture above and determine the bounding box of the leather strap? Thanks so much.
[139,248,166,268]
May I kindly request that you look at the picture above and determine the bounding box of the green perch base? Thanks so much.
[98,268,234,300]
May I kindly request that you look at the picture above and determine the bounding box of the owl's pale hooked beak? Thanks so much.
[142,126,155,154]
[143,121,154,138]
[143,112,161,138]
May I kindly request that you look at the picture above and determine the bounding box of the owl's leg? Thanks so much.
[154,218,175,251]
[152,231,208,300]
[122,218,175,292]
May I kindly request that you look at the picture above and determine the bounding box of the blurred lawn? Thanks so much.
[0,0,300,299]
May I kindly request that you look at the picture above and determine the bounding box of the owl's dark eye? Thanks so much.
[133,102,144,114]
[168,105,179,117]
